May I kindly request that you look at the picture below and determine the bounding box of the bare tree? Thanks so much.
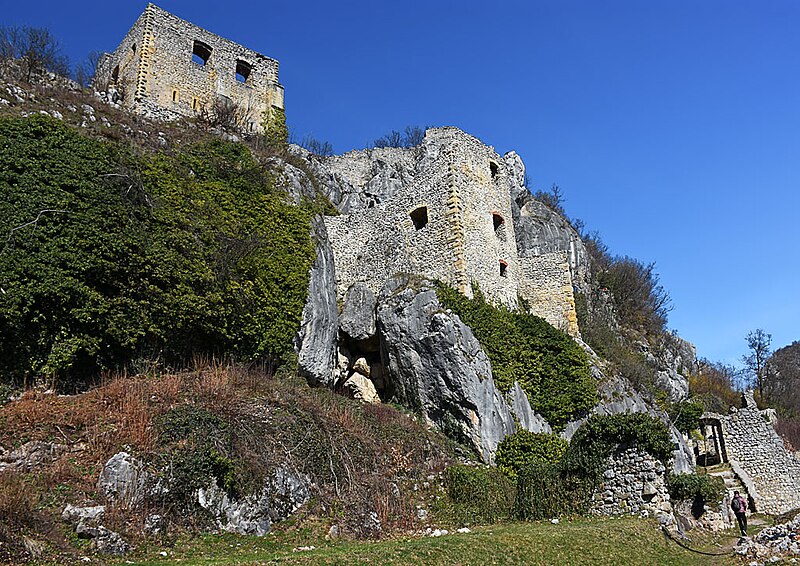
[74,50,103,88]
[300,135,334,156]
[742,328,772,401]
[373,129,403,148]
[403,125,425,147]
[0,26,69,82]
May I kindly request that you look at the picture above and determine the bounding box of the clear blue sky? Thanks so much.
[4,1,799,365]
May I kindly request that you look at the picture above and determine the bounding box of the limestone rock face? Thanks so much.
[507,382,552,434]
[97,451,147,506]
[343,372,381,404]
[650,337,695,402]
[295,216,338,387]
[197,467,310,536]
[339,283,377,341]
[376,275,516,462]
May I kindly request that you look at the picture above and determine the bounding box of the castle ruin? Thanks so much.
[96,4,284,133]
[316,127,581,336]
[699,391,800,515]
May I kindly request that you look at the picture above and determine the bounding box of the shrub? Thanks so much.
[435,283,596,429]
[514,461,594,520]
[515,413,673,520]
[667,473,725,509]
[667,399,704,434]
[157,405,240,501]
[563,413,674,482]
[0,116,315,389]
[495,430,568,481]
[437,464,515,525]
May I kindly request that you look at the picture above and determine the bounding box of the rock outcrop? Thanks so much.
[197,466,310,536]
[295,216,338,387]
[377,274,541,462]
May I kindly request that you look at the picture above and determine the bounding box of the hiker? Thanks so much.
[731,490,748,536]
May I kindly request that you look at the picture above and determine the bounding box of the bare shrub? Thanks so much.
[0,472,35,526]
[0,26,69,82]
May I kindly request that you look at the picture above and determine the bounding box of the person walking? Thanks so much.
[731,490,748,536]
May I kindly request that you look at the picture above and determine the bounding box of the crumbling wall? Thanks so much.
[320,128,582,335]
[721,392,800,515]
[323,128,524,310]
[96,4,283,132]
[591,446,671,518]
[518,252,579,335]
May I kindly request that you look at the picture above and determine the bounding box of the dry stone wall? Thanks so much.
[591,446,672,518]
[97,4,283,133]
[718,392,800,515]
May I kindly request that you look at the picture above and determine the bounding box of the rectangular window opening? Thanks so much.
[192,40,212,66]
[235,59,252,83]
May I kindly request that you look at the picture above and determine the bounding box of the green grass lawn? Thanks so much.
[121,517,742,566]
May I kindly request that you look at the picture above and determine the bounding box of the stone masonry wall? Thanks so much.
[97,4,283,133]
[720,392,800,515]
[590,446,672,518]
[324,128,523,309]
[519,252,579,335]
[322,127,579,333]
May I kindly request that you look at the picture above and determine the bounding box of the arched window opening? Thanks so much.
[235,59,252,83]
[192,40,212,66]
[111,65,119,82]
[489,160,499,179]
[410,206,428,230]
[131,43,137,54]
[172,90,179,102]
[499,260,508,277]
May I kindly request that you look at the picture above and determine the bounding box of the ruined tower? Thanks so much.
[96,4,284,133]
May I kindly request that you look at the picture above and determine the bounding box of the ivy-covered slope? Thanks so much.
[435,283,597,429]
[0,115,315,389]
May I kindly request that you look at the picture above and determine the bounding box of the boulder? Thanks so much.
[197,466,310,536]
[343,372,380,404]
[339,283,377,341]
[376,275,516,462]
[62,503,105,528]
[97,451,147,506]
[295,216,338,386]
[0,440,68,472]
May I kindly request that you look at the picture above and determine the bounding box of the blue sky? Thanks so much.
[4,1,799,365]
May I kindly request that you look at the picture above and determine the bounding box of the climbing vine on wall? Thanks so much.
[435,282,596,429]
[0,115,314,389]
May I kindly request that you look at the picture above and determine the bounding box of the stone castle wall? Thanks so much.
[719,392,800,515]
[324,128,523,310]
[519,252,579,335]
[97,4,283,133]
[321,128,584,333]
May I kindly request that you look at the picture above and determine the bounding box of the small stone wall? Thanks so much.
[716,392,800,515]
[518,252,578,335]
[590,446,671,517]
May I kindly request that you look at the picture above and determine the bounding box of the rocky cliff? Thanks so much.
[291,128,694,471]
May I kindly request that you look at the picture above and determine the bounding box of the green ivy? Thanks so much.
[435,282,596,429]
[515,413,674,519]
[495,430,567,481]
[667,473,725,508]
[0,116,315,388]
